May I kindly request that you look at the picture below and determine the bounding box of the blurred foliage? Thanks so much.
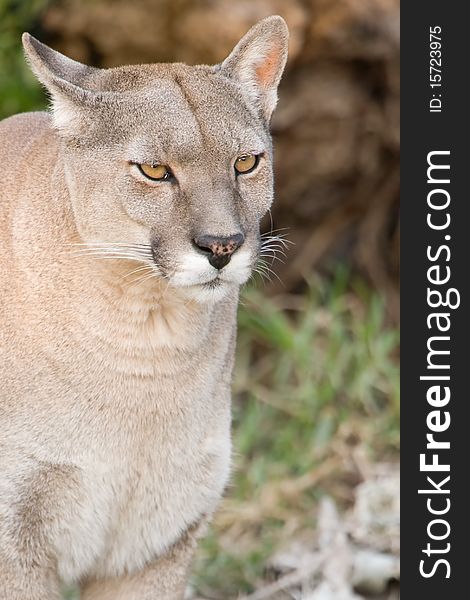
[236,269,399,458]
[0,0,48,119]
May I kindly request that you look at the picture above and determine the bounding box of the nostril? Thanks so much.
[228,233,245,250]
[192,238,212,255]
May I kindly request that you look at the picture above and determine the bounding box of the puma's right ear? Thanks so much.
[22,33,101,132]
[220,16,289,122]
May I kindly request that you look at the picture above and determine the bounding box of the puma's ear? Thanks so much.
[220,16,289,122]
[22,33,101,132]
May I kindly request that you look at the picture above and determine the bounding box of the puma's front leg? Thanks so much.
[81,522,204,600]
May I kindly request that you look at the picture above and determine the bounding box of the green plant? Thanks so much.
[0,0,49,119]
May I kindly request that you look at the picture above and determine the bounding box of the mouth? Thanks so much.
[201,277,222,289]
[186,275,224,291]
[171,276,232,304]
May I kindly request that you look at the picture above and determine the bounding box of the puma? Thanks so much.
[0,16,288,599]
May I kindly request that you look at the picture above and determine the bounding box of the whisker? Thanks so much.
[260,244,291,258]
[122,264,155,280]
[256,265,271,277]
[267,208,274,239]
[250,270,268,286]
[260,247,287,257]
[259,239,289,267]
[70,250,142,256]
[254,272,271,284]
[67,241,153,261]
[255,259,283,285]
[125,270,160,292]
[260,227,291,238]
[259,254,286,266]
[256,259,268,271]
[268,234,292,242]
[70,253,146,263]
[68,242,151,249]
[65,240,165,292]
[253,261,272,280]
[161,275,174,299]
[260,244,288,254]
[261,237,293,248]
[69,246,151,261]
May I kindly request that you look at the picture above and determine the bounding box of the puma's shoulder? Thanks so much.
[0,111,55,163]
[0,111,60,236]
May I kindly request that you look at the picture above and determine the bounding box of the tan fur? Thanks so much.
[0,16,288,599]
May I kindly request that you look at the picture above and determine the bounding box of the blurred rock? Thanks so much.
[351,550,399,595]
[348,464,400,554]
[258,466,400,600]
[40,0,399,319]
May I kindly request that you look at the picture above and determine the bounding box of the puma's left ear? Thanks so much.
[220,16,289,122]
[22,33,101,133]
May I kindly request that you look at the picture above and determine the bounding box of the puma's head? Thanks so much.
[23,16,288,303]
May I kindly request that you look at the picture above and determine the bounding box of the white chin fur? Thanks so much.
[178,282,233,304]
[169,250,253,303]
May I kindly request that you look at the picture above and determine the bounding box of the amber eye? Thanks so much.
[138,163,172,181]
[234,153,259,175]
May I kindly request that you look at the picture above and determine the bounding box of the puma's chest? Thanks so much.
[55,398,232,582]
